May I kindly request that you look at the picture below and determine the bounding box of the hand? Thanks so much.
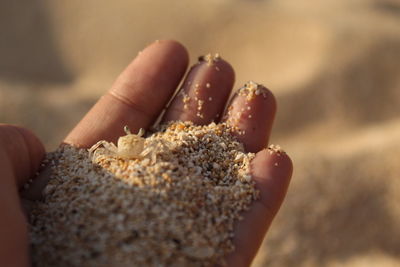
[0,125,44,267]
[0,40,292,267]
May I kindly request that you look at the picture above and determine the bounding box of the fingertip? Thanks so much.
[251,147,293,215]
[255,147,293,179]
[216,58,235,85]
[147,39,190,68]
[263,86,277,119]
[15,127,46,173]
[163,39,190,67]
[126,39,190,82]
[265,85,277,107]
[163,54,235,124]
[225,82,277,152]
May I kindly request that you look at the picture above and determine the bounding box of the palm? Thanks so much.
[1,40,292,267]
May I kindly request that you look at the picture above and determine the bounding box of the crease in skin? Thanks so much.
[107,90,153,119]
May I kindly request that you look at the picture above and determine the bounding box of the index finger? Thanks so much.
[65,40,189,147]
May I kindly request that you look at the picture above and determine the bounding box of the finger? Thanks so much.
[224,81,276,153]
[162,54,234,124]
[0,125,45,267]
[20,163,52,200]
[226,148,293,266]
[65,40,189,147]
[0,124,45,187]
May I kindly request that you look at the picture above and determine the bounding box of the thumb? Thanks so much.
[0,124,45,267]
[0,124,45,187]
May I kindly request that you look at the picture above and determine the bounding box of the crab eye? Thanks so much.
[124,125,132,135]
[138,128,145,137]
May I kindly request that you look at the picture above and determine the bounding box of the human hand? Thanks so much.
[0,40,292,267]
[0,125,44,266]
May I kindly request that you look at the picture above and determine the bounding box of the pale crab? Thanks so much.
[89,126,146,160]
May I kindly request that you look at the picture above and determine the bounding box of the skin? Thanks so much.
[0,40,292,267]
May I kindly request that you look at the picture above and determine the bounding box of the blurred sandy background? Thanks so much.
[1,0,400,266]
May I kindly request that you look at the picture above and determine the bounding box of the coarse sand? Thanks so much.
[29,121,259,266]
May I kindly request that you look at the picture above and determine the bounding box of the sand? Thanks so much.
[29,122,258,266]
[1,0,400,266]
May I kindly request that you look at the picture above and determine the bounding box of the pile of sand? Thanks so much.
[29,122,258,266]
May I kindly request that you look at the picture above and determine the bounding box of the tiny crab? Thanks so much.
[89,126,146,160]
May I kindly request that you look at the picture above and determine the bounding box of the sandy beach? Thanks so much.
[1,0,400,265]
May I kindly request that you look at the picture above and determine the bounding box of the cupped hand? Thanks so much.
[0,40,292,267]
